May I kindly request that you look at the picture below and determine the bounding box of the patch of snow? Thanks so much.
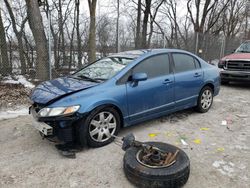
[213,160,235,177]
[0,107,29,120]
[213,160,225,168]
[2,75,35,88]
[222,165,234,174]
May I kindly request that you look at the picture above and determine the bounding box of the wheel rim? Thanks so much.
[201,89,213,110]
[89,111,117,142]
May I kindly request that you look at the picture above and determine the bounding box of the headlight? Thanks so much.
[38,105,80,117]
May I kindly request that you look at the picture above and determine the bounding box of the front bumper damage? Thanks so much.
[29,105,84,143]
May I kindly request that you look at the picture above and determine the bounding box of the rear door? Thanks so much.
[171,53,203,108]
[126,54,175,122]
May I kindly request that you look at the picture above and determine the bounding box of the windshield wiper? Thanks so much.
[70,75,101,83]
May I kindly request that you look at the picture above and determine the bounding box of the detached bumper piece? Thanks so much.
[32,120,53,136]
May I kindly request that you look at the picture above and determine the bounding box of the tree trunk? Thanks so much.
[58,0,66,66]
[4,0,27,74]
[115,0,120,52]
[141,0,151,48]
[88,0,97,63]
[0,10,10,76]
[25,0,49,81]
[135,0,141,49]
[76,0,83,68]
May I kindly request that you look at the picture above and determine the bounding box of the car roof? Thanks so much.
[108,48,189,59]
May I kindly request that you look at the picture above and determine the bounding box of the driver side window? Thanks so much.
[133,54,170,79]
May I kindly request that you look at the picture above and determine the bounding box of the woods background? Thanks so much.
[0,0,249,81]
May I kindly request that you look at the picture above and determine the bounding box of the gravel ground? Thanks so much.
[0,83,250,188]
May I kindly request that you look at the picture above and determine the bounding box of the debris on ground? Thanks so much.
[180,139,188,146]
[0,83,32,109]
[193,139,201,144]
[217,147,225,152]
[221,120,227,126]
[148,133,159,138]
[236,114,248,118]
[200,127,210,131]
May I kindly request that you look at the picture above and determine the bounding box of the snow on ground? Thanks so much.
[0,106,29,120]
[2,75,35,88]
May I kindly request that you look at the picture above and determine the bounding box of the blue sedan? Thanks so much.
[30,49,220,147]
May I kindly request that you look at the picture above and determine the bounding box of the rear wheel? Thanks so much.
[79,106,120,147]
[195,86,213,113]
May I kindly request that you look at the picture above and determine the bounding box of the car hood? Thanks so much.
[222,53,250,60]
[30,76,98,104]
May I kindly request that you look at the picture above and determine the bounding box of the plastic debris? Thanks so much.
[200,127,210,131]
[236,114,248,118]
[148,133,159,138]
[180,139,188,146]
[193,139,201,144]
[221,120,227,125]
[217,147,225,152]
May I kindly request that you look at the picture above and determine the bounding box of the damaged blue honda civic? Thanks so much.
[30,49,220,147]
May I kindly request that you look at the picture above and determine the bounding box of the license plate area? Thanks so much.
[32,120,53,136]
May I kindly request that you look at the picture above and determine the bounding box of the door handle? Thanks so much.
[194,73,202,77]
[163,79,173,85]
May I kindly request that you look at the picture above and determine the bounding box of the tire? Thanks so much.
[195,86,214,113]
[78,106,121,148]
[123,142,190,188]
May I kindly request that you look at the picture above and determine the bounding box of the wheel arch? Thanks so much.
[201,82,215,93]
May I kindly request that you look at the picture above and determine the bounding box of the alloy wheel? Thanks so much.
[89,111,117,142]
[201,89,213,110]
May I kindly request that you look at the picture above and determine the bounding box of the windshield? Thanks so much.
[235,41,250,53]
[73,57,134,81]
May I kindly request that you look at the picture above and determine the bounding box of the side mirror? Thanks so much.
[131,73,148,82]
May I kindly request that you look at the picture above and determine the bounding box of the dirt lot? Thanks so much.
[0,83,250,188]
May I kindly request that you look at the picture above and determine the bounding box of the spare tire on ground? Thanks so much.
[123,142,190,188]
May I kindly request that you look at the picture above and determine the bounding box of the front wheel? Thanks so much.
[195,86,214,113]
[78,106,121,147]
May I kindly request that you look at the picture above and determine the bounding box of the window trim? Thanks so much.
[170,52,201,73]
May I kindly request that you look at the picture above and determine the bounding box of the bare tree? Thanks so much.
[115,0,120,52]
[135,0,142,49]
[147,0,165,47]
[221,0,247,37]
[4,0,27,74]
[75,0,82,68]
[25,0,49,81]
[187,0,230,33]
[0,9,10,76]
[88,0,97,63]
[141,0,152,48]
[97,15,112,56]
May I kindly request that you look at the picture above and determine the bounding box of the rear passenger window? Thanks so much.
[172,53,197,73]
[133,54,170,79]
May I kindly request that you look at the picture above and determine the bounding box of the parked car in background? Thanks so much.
[218,41,250,84]
[29,49,220,148]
